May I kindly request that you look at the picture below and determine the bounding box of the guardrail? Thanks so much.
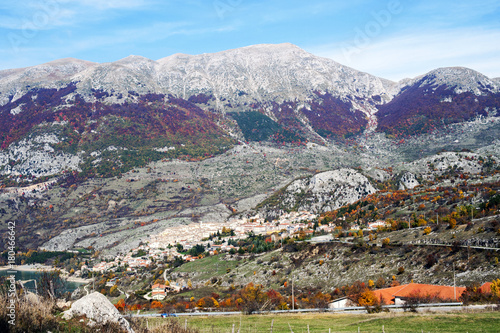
[126,302,466,317]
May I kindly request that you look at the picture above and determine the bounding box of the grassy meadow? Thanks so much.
[141,311,500,333]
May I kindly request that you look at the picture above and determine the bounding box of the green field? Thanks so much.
[144,311,500,333]
[174,254,241,281]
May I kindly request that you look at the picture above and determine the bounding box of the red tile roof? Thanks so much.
[152,284,166,290]
[373,283,466,304]
[480,282,492,294]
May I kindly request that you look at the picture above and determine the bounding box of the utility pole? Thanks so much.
[292,279,294,311]
[453,263,456,301]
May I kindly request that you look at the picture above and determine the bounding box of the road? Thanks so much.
[126,303,496,318]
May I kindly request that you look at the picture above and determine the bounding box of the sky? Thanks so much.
[0,0,499,81]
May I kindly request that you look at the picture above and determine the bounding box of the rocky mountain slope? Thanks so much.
[0,44,499,170]
[0,44,391,109]
[1,43,500,254]
[256,169,377,219]
[378,67,500,136]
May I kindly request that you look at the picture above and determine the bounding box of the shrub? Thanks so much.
[358,289,379,307]
[425,254,437,268]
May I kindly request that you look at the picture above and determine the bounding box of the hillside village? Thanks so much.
[90,209,394,275]
[92,211,326,273]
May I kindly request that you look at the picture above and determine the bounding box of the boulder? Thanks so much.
[108,200,117,211]
[56,299,72,309]
[62,292,133,333]
[399,172,419,190]
[70,287,86,300]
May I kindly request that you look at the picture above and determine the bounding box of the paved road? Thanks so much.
[127,303,496,318]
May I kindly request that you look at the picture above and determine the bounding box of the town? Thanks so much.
[92,211,320,273]
[90,210,392,275]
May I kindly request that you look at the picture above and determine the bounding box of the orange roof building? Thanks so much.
[479,282,492,294]
[373,283,466,305]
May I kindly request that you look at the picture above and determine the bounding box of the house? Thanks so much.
[270,232,281,242]
[105,277,118,287]
[253,225,267,234]
[328,296,357,309]
[151,283,167,300]
[372,283,466,305]
[309,234,333,243]
[368,220,389,230]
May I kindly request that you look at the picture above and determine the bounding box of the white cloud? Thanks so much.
[310,28,500,81]
[0,0,153,30]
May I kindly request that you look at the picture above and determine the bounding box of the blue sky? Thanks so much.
[0,0,499,81]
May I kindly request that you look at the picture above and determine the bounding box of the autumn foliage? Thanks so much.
[377,83,500,137]
[0,86,235,179]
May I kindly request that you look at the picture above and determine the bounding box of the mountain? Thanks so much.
[2,44,499,149]
[1,43,499,182]
[0,58,96,105]
[1,44,500,254]
[0,43,499,180]
[0,43,393,109]
[378,67,500,137]
[46,43,390,106]
[0,44,395,143]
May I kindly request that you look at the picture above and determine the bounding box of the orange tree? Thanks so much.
[358,289,379,307]
[240,282,268,313]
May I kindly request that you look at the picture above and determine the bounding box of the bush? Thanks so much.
[425,254,437,268]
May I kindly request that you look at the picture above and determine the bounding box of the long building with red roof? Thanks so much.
[372,283,467,305]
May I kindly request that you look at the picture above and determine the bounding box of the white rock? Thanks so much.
[399,172,419,190]
[108,200,117,211]
[0,133,80,177]
[62,292,134,333]
[266,168,377,215]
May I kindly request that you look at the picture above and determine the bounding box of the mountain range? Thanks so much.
[0,43,499,254]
